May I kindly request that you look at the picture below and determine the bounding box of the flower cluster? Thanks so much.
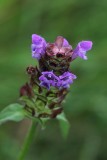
[32,35,92,60]
[20,34,92,119]
[31,34,92,90]
[39,71,76,90]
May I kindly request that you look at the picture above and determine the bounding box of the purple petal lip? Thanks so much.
[31,34,47,60]
[32,34,46,47]
[72,41,93,60]
[79,41,93,51]
[40,80,50,90]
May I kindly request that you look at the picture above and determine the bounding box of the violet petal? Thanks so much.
[72,41,93,60]
[31,34,47,60]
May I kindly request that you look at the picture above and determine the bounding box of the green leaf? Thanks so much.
[0,103,26,125]
[57,112,70,139]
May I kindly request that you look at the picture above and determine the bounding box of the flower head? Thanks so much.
[21,34,93,119]
[31,35,93,61]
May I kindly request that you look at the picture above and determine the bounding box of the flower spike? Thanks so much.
[20,34,93,119]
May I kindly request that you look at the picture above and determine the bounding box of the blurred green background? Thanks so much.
[0,0,107,159]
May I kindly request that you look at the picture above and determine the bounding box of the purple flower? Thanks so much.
[39,71,59,90]
[31,34,47,60]
[72,41,93,60]
[39,71,76,90]
[58,72,77,88]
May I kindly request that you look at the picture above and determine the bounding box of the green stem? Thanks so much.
[18,120,38,160]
